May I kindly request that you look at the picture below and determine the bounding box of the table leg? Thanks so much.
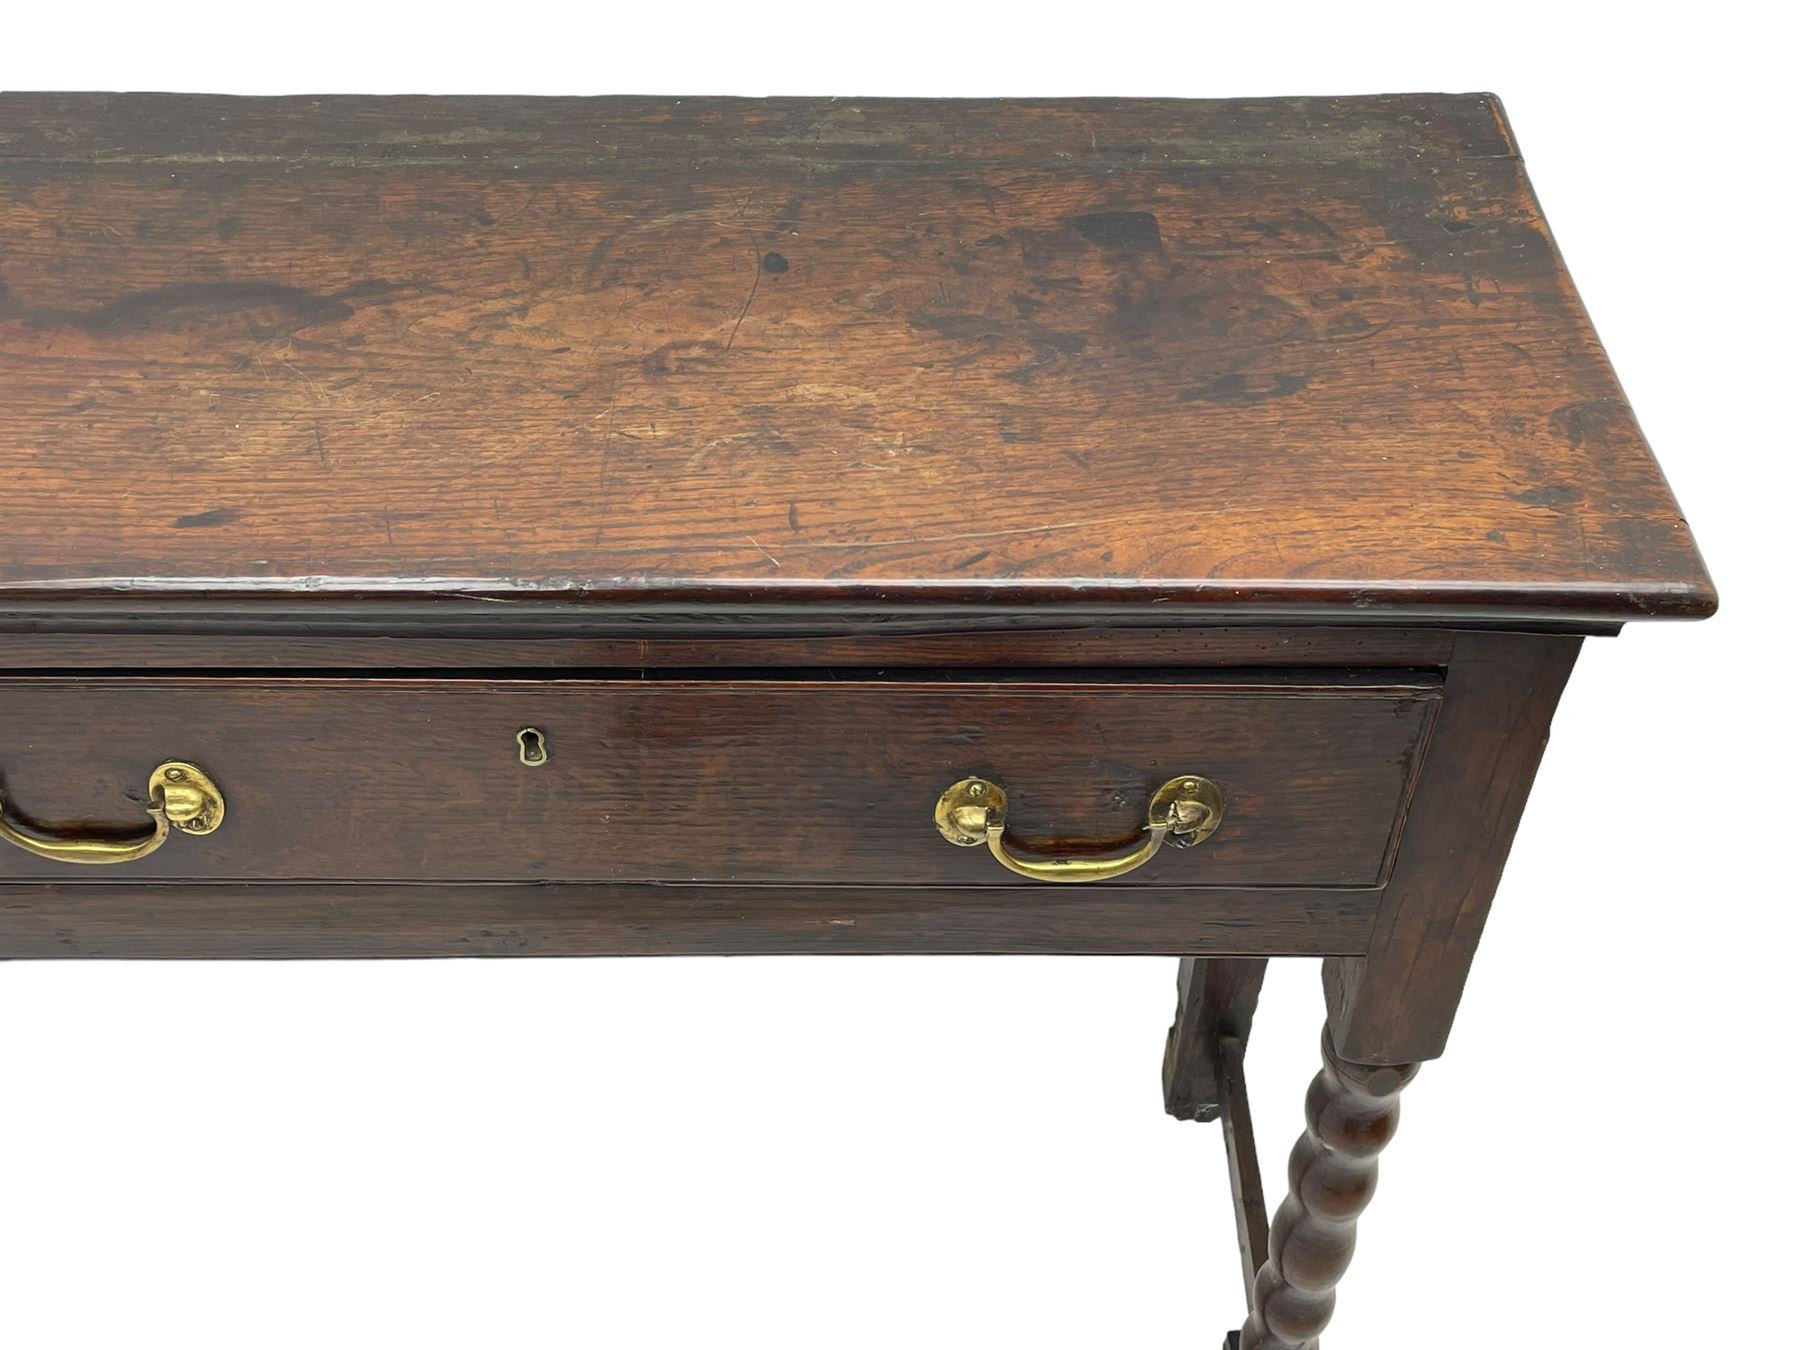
[1238,1025,1418,1350]
[1162,956,1267,1122]
[1213,633,1579,1345]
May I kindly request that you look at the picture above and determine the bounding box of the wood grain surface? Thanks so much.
[0,625,1458,670]
[0,674,1438,886]
[0,93,1712,629]
[0,880,1382,959]
[1325,631,1580,1062]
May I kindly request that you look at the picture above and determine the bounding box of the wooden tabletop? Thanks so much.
[0,93,1713,629]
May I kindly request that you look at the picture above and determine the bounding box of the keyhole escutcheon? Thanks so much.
[516,727,548,766]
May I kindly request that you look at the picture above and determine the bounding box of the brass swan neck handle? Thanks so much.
[934,775,1224,883]
[0,761,225,865]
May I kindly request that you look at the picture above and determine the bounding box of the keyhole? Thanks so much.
[516,727,548,766]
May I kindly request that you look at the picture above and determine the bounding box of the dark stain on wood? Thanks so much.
[1069,211,1163,252]
[171,507,242,529]
[1510,485,1582,507]
[1182,372,1312,405]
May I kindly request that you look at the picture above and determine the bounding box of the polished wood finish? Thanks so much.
[0,881,1380,959]
[0,626,1459,670]
[1325,630,1581,1063]
[0,92,1718,1345]
[0,94,1711,630]
[0,674,1438,888]
[1240,1026,1419,1350]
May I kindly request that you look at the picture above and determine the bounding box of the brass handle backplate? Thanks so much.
[934,774,1224,883]
[0,761,226,865]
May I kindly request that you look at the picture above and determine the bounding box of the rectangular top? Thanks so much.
[0,93,1713,632]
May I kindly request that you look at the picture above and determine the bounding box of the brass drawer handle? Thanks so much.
[934,775,1224,883]
[0,761,225,865]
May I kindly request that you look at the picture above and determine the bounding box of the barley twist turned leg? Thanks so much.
[1238,1025,1419,1350]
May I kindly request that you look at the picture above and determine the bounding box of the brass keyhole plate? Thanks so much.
[516,727,549,766]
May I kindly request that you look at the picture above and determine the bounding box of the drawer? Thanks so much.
[0,675,1439,888]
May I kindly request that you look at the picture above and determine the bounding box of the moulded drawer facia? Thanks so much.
[0,677,1440,887]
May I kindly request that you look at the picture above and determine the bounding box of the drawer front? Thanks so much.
[0,677,1438,887]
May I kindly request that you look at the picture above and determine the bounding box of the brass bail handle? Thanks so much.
[0,761,226,865]
[934,774,1225,883]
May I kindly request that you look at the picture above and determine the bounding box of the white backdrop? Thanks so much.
[1,7,1787,1346]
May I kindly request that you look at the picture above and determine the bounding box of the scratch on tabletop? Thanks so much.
[724,229,762,352]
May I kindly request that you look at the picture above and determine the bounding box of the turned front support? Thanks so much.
[1237,1027,1418,1350]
